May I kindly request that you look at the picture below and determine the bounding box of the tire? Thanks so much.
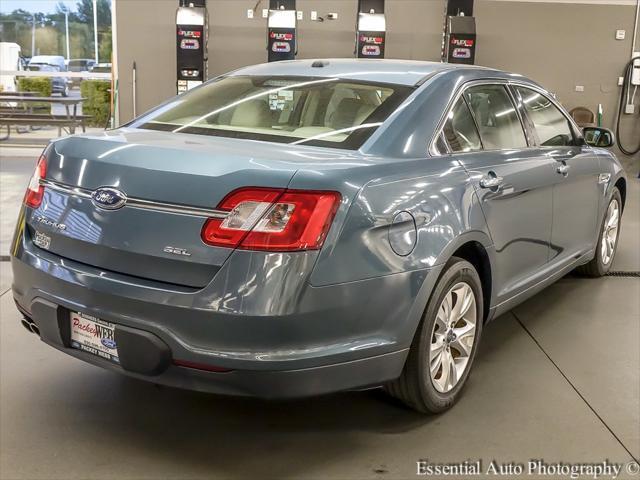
[384,256,484,414]
[576,188,622,277]
[62,85,69,97]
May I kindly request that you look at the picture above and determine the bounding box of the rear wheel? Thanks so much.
[576,188,622,277]
[384,257,483,413]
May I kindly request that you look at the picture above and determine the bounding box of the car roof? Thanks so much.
[30,55,64,61]
[30,55,65,66]
[228,58,500,86]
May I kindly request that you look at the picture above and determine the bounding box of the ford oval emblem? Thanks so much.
[101,338,117,350]
[91,187,127,210]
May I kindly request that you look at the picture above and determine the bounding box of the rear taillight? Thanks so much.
[24,155,47,208]
[201,187,341,251]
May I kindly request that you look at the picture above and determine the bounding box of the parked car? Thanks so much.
[29,55,67,72]
[11,60,626,413]
[89,63,112,76]
[24,64,69,97]
[67,59,96,87]
[90,62,111,72]
[28,55,70,96]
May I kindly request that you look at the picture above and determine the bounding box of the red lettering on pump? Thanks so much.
[359,35,383,44]
[177,29,202,38]
[270,32,293,41]
[451,38,474,47]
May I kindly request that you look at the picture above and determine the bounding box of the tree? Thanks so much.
[75,0,111,28]
[75,0,111,61]
[54,2,81,23]
[0,1,111,60]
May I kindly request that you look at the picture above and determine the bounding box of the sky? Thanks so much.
[0,1,78,14]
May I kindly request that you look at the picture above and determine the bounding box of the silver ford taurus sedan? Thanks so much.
[11,59,626,413]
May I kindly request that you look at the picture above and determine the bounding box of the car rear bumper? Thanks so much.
[11,231,439,397]
[18,295,408,398]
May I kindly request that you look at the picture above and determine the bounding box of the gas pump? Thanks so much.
[176,0,207,94]
[444,15,476,64]
[442,0,476,65]
[267,0,296,62]
[355,0,386,58]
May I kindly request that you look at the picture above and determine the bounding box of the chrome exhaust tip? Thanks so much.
[30,322,40,336]
[20,317,40,336]
[21,319,33,333]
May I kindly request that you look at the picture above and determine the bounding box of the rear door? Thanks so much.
[512,85,600,262]
[444,82,557,302]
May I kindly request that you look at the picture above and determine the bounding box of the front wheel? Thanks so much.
[576,188,622,277]
[384,257,483,414]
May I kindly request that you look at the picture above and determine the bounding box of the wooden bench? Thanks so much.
[0,91,39,97]
[0,94,87,140]
[0,102,51,136]
[0,113,93,139]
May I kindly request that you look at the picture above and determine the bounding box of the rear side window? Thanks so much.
[465,85,527,150]
[442,97,482,153]
[514,87,575,147]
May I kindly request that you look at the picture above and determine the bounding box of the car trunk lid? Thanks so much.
[27,130,303,288]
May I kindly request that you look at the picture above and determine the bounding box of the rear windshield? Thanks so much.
[27,64,55,72]
[68,60,90,70]
[133,76,413,150]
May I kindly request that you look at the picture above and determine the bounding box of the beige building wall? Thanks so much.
[474,1,640,147]
[113,0,177,123]
[113,0,639,155]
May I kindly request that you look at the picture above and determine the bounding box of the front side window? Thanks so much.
[514,87,575,147]
[441,97,482,153]
[132,76,413,150]
[464,85,528,150]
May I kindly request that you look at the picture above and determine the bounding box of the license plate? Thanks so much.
[70,311,119,364]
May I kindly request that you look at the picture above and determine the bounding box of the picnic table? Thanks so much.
[0,95,91,139]
[0,91,39,97]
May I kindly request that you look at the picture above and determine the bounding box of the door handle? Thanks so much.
[479,173,504,189]
[556,164,570,176]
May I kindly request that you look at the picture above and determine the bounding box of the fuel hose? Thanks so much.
[616,55,640,156]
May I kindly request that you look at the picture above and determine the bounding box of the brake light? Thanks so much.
[201,187,341,251]
[24,155,47,208]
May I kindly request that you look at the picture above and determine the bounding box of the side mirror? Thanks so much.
[583,127,615,148]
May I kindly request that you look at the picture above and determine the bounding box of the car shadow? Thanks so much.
[69,377,431,477]
[34,315,527,478]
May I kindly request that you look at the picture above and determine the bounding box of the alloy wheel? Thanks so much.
[601,198,619,265]
[429,282,477,393]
